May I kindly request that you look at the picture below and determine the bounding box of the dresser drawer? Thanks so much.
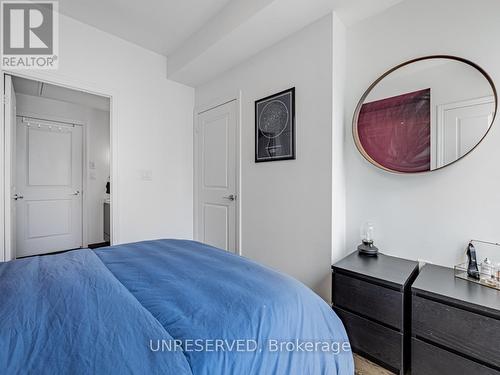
[335,307,402,372]
[333,272,403,330]
[413,295,500,368]
[412,338,500,375]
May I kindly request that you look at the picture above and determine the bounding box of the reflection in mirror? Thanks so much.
[353,57,497,173]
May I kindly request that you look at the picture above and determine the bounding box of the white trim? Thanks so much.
[3,75,13,261]
[193,91,242,255]
[195,92,240,115]
[236,91,242,255]
[1,70,116,261]
[1,75,5,261]
[82,120,88,248]
[435,95,495,169]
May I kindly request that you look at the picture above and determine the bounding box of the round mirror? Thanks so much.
[353,56,497,173]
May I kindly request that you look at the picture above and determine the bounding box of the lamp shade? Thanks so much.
[360,222,375,243]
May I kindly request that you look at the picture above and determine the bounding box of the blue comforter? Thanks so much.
[0,239,353,374]
[0,248,190,374]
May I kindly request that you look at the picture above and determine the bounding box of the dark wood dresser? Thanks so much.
[412,264,500,375]
[332,252,419,374]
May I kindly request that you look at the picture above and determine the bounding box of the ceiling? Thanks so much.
[12,76,110,111]
[57,0,404,86]
[167,0,405,86]
[58,0,234,56]
[58,0,403,57]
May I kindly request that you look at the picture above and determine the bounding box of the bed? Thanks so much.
[0,239,354,374]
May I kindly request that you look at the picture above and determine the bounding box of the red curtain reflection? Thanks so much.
[358,88,431,173]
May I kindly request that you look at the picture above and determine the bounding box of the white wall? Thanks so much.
[1,12,194,257]
[345,0,500,267]
[196,14,340,301]
[332,14,348,266]
[15,94,110,245]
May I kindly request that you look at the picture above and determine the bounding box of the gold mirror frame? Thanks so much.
[352,55,498,174]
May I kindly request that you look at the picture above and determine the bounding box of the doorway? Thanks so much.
[3,74,112,259]
[194,100,239,253]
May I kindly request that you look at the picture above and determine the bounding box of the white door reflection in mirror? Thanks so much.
[436,97,494,168]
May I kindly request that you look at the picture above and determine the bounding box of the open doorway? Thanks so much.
[4,74,111,259]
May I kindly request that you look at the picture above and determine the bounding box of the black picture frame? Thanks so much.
[255,87,295,162]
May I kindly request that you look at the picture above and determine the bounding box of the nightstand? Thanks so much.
[411,264,500,375]
[332,251,419,375]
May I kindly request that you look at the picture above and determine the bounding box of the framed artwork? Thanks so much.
[255,87,295,162]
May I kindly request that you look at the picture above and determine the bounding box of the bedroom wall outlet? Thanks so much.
[140,169,153,181]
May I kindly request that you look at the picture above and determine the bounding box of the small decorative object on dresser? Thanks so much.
[412,264,500,375]
[456,239,500,290]
[255,87,295,162]
[357,222,379,256]
[466,242,481,279]
[332,251,419,375]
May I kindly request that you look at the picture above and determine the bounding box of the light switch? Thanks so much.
[89,161,96,169]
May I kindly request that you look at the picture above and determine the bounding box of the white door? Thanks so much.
[436,97,495,168]
[195,101,237,252]
[4,75,17,261]
[16,118,83,257]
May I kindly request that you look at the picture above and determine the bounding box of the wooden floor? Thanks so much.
[354,354,396,375]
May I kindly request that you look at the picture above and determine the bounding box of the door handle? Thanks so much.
[13,193,23,200]
[72,190,80,196]
[223,194,236,201]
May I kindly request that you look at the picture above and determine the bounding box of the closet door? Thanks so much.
[195,101,237,252]
[16,119,83,257]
